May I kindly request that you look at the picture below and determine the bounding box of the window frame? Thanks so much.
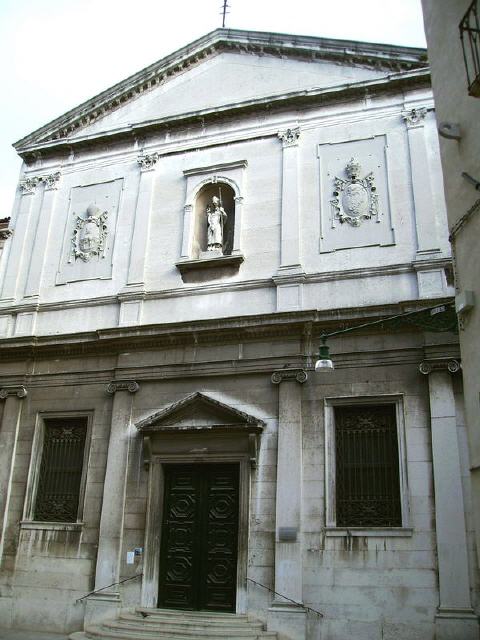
[324,395,411,536]
[22,411,93,527]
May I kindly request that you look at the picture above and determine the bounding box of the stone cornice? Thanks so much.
[0,298,455,362]
[15,71,431,161]
[0,258,452,316]
[14,29,427,156]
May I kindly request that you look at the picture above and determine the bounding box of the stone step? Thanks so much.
[119,612,265,630]
[73,627,277,640]
[135,608,250,621]
[104,619,266,636]
[70,608,278,640]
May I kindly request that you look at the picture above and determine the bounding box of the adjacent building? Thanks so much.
[421,0,480,573]
[0,28,477,640]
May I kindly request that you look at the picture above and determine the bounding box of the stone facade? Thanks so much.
[0,28,477,640]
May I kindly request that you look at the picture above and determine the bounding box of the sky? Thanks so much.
[0,0,427,215]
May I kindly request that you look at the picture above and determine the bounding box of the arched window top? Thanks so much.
[186,175,241,208]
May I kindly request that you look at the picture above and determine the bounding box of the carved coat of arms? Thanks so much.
[69,203,108,262]
[330,158,379,227]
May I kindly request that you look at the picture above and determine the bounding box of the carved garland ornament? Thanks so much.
[69,203,109,263]
[330,157,379,227]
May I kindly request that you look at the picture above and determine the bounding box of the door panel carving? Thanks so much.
[159,464,239,612]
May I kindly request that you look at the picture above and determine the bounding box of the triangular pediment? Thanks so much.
[15,29,428,154]
[136,392,265,433]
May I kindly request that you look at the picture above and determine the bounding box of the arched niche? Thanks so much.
[178,162,247,280]
[192,181,235,259]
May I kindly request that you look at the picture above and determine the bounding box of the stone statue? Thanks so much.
[206,196,227,254]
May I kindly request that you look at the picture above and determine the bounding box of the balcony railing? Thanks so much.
[460,0,480,97]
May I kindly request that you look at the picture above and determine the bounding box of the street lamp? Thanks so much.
[314,303,457,373]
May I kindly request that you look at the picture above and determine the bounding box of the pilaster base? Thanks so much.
[84,592,121,628]
[268,603,307,640]
[435,608,479,640]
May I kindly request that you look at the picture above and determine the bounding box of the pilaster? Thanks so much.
[277,128,303,276]
[268,368,307,640]
[1,179,41,302]
[124,153,159,290]
[87,380,139,625]
[402,107,441,258]
[24,172,61,299]
[419,358,478,640]
[0,386,27,565]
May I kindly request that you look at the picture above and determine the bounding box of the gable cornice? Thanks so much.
[13,28,428,155]
[15,68,431,160]
[135,391,266,431]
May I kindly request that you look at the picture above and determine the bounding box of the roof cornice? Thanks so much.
[16,67,431,160]
[13,28,428,155]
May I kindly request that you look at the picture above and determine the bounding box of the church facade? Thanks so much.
[0,29,478,640]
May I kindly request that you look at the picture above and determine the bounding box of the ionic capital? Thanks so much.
[419,359,461,375]
[0,386,27,399]
[271,368,307,384]
[106,380,140,394]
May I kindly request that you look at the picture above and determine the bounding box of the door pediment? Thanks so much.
[136,391,265,433]
[136,392,264,468]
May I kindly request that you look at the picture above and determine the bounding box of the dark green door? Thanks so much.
[158,464,239,612]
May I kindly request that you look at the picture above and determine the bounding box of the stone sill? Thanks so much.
[324,527,413,537]
[20,520,84,532]
[176,254,244,274]
[176,254,244,283]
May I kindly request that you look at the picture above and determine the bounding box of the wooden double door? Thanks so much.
[158,464,240,612]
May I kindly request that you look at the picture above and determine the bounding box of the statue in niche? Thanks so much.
[69,203,108,263]
[206,195,227,254]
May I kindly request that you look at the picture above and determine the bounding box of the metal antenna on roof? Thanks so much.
[220,0,230,28]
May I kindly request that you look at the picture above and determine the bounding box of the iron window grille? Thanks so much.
[334,404,402,527]
[460,0,480,97]
[33,417,88,522]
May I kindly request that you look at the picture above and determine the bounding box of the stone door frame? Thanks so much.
[141,453,251,614]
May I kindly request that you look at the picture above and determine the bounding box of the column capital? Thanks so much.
[419,358,461,375]
[137,152,159,172]
[402,107,428,129]
[19,176,40,195]
[18,171,61,195]
[41,171,61,191]
[271,368,307,385]
[277,127,300,148]
[0,385,27,399]
[106,380,139,394]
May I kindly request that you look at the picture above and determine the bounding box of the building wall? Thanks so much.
[0,41,476,640]
[421,0,480,568]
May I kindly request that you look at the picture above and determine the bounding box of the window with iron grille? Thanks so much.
[334,404,402,527]
[33,417,88,522]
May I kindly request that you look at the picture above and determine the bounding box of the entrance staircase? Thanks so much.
[70,607,278,640]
